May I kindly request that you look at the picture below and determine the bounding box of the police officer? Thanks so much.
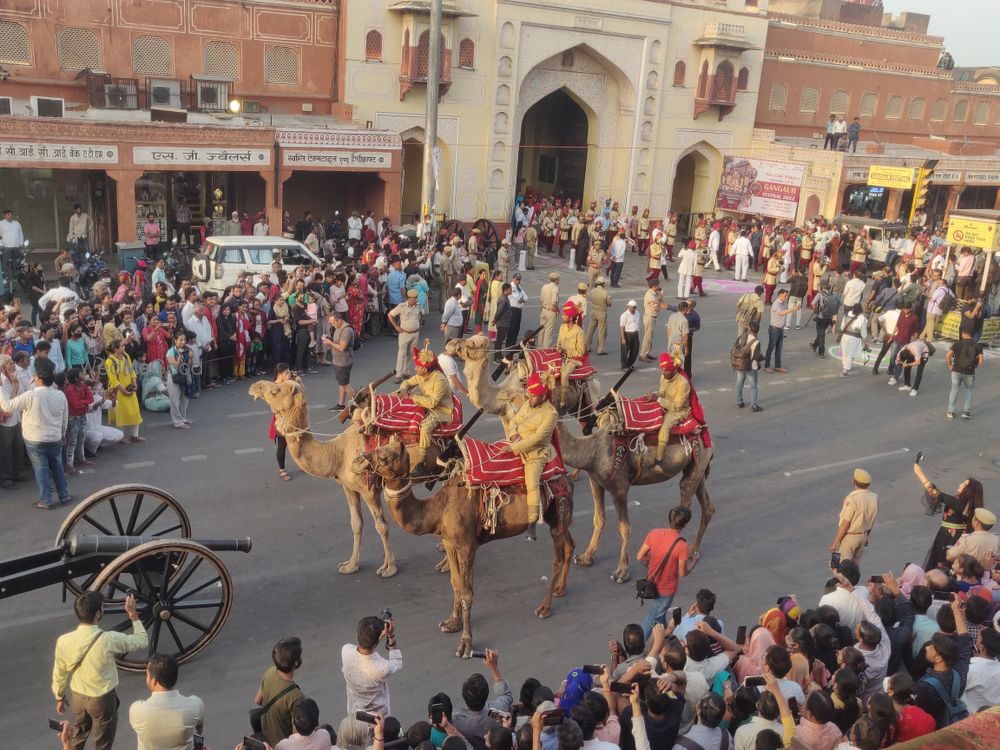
[829,468,879,564]
[585,277,612,355]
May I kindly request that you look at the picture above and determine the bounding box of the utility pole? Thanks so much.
[420,0,443,226]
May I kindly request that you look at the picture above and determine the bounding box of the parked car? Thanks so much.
[834,215,908,267]
[191,236,321,292]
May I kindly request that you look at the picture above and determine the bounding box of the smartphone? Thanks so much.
[609,681,633,695]
[932,590,954,602]
[431,702,445,726]
[542,709,565,727]
[994,561,1000,571]
[48,718,62,732]
[743,676,767,688]
[356,711,378,725]
[243,738,267,750]
[469,650,487,659]
[830,552,841,569]
[869,575,885,584]
[915,450,924,464]
[671,607,683,626]
[487,708,511,722]
[582,664,604,675]
[735,625,748,646]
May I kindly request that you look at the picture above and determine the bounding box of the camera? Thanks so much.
[830,552,841,569]
[469,649,487,659]
[609,681,632,695]
[487,708,511,722]
[914,450,924,465]
[379,608,392,622]
[743,676,767,688]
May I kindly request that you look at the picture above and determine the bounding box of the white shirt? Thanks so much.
[677,247,697,276]
[733,236,753,258]
[129,690,205,750]
[610,238,627,262]
[341,643,402,717]
[442,297,464,328]
[509,284,527,308]
[0,375,19,426]
[878,309,900,337]
[348,216,363,240]
[253,221,269,236]
[47,343,66,374]
[39,286,81,311]
[187,314,215,353]
[0,383,69,443]
[619,309,640,333]
[438,353,463,393]
[0,218,24,248]
[818,586,872,631]
[963,657,1000,713]
[708,230,721,253]
[833,119,848,135]
[842,277,866,307]
[734,715,784,750]
[684,653,730,684]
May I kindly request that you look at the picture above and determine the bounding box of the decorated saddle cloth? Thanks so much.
[369,393,463,437]
[614,373,712,449]
[524,349,596,381]
[461,437,566,488]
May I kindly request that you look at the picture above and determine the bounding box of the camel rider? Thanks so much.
[399,341,453,476]
[652,353,691,464]
[556,300,587,407]
[506,372,558,526]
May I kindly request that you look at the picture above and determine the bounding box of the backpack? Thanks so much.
[814,292,835,321]
[938,286,956,314]
[922,672,968,727]
[730,332,752,371]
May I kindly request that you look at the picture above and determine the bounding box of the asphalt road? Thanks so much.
[2,251,998,748]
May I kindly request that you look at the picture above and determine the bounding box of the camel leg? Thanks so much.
[439,540,462,634]
[434,540,450,574]
[361,491,397,578]
[337,489,365,574]
[610,488,632,584]
[690,477,716,554]
[574,477,605,568]
[536,525,569,618]
[455,545,476,658]
[554,528,575,597]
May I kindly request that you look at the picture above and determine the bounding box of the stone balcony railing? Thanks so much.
[702,22,746,41]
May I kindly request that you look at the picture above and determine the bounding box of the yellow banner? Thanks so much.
[867,165,915,190]
[948,216,1000,251]
[935,312,1000,339]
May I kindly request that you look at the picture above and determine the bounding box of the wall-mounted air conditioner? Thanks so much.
[191,74,231,112]
[31,96,65,118]
[148,78,182,109]
[105,80,138,109]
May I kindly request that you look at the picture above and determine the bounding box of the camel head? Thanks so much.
[594,406,623,433]
[358,436,410,482]
[453,334,492,362]
[248,379,306,416]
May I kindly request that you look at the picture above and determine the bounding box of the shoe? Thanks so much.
[961,411,972,419]
[751,404,763,412]
[65,466,79,476]
[597,351,608,355]
[59,495,73,505]
[795,325,801,330]
[174,424,191,429]
[841,371,849,377]
[765,367,774,373]
[872,369,879,375]
[35,501,54,510]
[946,411,955,419]
[783,326,790,331]
[775,368,788,373]
[887,378,897,385]
[809,342,817,351]
[737,402,745,408]
[898,385,910,391]
[909,389,918,397]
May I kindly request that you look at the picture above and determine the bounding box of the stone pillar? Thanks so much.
[380,169,402,224]
[993,188,1000,211]
[108,169,144,245]
[259,169,281,235]
[885,189,903,222]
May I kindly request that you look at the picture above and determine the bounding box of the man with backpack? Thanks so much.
[732,321,763,412]
[810,283,839,359]
[915,598,972,729]
[921,272,954,341]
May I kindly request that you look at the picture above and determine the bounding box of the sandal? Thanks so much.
[279,469,292,481]
[132,436,147,443]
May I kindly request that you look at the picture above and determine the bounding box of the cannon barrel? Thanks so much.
[67,535,252,556]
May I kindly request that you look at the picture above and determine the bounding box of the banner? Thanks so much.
[0,141,118,164]
[948,216,1000,251]
[282,150,390,168]
[867,165,914,190]
[715,156,805,221]
[133,147,271,165]
[936,312,1000,340]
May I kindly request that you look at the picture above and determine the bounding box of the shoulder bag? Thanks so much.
[61,632,104,700]
[635,535,685,602]
[249,681,299,737]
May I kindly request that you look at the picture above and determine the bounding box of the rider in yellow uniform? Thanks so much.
[652,352,691,463]
[507,371,559,526]
[556,300,587,407]
[399,341,453,476]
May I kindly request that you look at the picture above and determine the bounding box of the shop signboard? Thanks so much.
[947,215,1000,251]
[282,150,391,169]
[866,165,914,190]
[715,156,805,221]
[965,171,1000,185]
[934,169,962,184]
[133,147,271,166]
[845,167,870,182]
[0,141,118,164]
[936,312,1000,340]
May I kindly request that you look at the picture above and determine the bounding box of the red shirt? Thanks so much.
[893,312,918,345]
[894,704,935,743]
[64,383,93,417]
[642,529,688,597]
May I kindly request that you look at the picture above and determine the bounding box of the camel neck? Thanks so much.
[555,422,595,470]
[383,477,443,536]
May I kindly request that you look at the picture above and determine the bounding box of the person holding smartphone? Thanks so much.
[452,649,513,743]
[341,615,402,718]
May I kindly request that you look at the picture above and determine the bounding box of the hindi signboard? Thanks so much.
[0,141,118,164]
[867,165,914,190]
[282,150,391,169]
[715,156,805,221]
[948,215,1000,251]
[133,147,271,166]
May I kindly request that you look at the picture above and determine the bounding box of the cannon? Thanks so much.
[0,484,251,671]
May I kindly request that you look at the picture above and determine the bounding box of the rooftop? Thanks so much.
[767,11,944,45]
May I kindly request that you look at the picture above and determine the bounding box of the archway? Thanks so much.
[670,150,711,214]
[516,89,588,202]
[402,138,423,224]
[804,194,822,219]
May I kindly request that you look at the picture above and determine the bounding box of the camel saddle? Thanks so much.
[524,349,596,381]
[365,393,463,446]
[614,374,712,450]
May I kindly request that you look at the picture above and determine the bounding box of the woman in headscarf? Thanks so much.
[215,303,237,384]
[267,294,292,367]
[734,625,774,682]
[899,563,927,598]
[913,461,984,570]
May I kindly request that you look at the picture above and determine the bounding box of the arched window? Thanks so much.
[953,99,968,122]
[673,60,686,87]
[930,98,947,121]
[365,30,382,62]
[830,89,849,115]
[907,98,925,121]
[799,85,819,113]
[416,31,446,79]
[737,66,749,91]
[974,102,988,125]
[885,95,903,119]
[458,38,474,69]
[132,35,172,76]
[769,83,787,111]
[265,46,300,85]
[0,21,31,65]
[203,40,238,79]
[561,50,574,67]
[714,60,734,100]
[57,27,100,70]
[697,61,709,98]
[859,93,876,117]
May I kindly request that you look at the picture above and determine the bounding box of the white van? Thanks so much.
[191,236,321,292]
[833,216,908,267]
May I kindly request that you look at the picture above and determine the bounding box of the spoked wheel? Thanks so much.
[473,219,501,258]
[88,539,234,671]
[56,485,191,596]
[441,219,466,244]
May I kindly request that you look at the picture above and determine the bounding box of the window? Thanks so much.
[265,46,300,85]
[57,27,100,71]
[859,93,876,117]
[561,50,574,67]
[799,86,819,113]
[673,60,686,87]
[737,66,749,91]
[768,83,787,111]
[931,98,947,121]
[697,61,709,98]
[458,38,474,69]
[953,99,968,122]
[248,248,275,265]
[0,21,30,65]
[280,246,312,265]
[830,89,849,115]
[907,98,925,120]
[132,35,172,76]
[203,40,238,79]
[974,102,989,125]
[538,154,557,183]
[714,61,734,100]
[365,30,382,62]
[885,95,903,119]
[211,246,244,264]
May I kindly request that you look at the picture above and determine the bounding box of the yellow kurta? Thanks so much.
[764,256,782,286]
[556,322,586,392]
[401,369,453,449]
[487,279,503,334]
[106,353,142,427]
[648,241,663,271]
[655,372,691,460]
[506,398,559,521]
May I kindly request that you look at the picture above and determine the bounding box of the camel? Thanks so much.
[354,437,575,657]
[248,379,397,577]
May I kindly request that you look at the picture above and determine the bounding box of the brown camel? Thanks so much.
[354,437,575,657]
[248,379,397,577]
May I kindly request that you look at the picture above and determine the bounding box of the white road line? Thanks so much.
[782,447,909,477]
[123,461,155,469]
[771,379,787,385]
[703,359,722,365]
[796,377,811,382]
[821,373,838,378]
[181,455,207,462]
[234,447,265,455]
[715,387,729,392]
[228,404,326,418]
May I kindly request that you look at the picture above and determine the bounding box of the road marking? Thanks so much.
[703,359,722,365]
[181,455,207,462]
[796,377,811,382]
[234,447,265,455]
[771,379,787,385]
[228,404,326,419]
[821,373,837,378]
[123,461,155,469]
[716,387,729,392]
[782,447,909,477]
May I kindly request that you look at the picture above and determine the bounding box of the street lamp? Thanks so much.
[228,99,242,114]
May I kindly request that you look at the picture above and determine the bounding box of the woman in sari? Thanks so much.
[105,339,144,444]
[142,316,170,369]
[734,626,774,683]
[470,268,489,334]
[347,271,366,338]
[486,270,504,340]
[912,462,984,570]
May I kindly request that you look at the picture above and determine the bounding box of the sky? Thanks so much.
[880,0,998,67]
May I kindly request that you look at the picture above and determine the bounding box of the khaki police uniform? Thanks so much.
[640,288,662,359]
[837,488,879,563]
[655,371,691,462]
[525,225,538,269]
[390,302,422,377]
[586,286,612,354]
[538,281,560,349]
[401,368,453,464]
[507,398,558,524]
[556,322,586,405]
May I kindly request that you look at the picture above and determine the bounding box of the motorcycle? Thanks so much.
[79,248,110,295]
[10,240,32,295]
[161,237,193,282]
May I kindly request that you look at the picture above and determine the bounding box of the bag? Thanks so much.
[62,632,104,699]
[635,535,685,601]
[922,673,969,726]
[171,372,189,386]
[249,682,299,737]
[938,287,956,314]
[730,333,751,371]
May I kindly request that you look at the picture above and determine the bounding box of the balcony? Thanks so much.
[694,22,756,51]
[85,72,234,114]
[694,64,737,120]
[399,37,452,101]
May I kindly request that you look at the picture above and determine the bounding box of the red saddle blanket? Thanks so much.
[463,437,566,487]
[617,372,712,450]
[370,393,463,437]
[525,349,596,381]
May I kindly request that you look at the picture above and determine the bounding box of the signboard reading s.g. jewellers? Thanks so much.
[0,141,119,164]
[282,150,391,169]
[132,147,271,165]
